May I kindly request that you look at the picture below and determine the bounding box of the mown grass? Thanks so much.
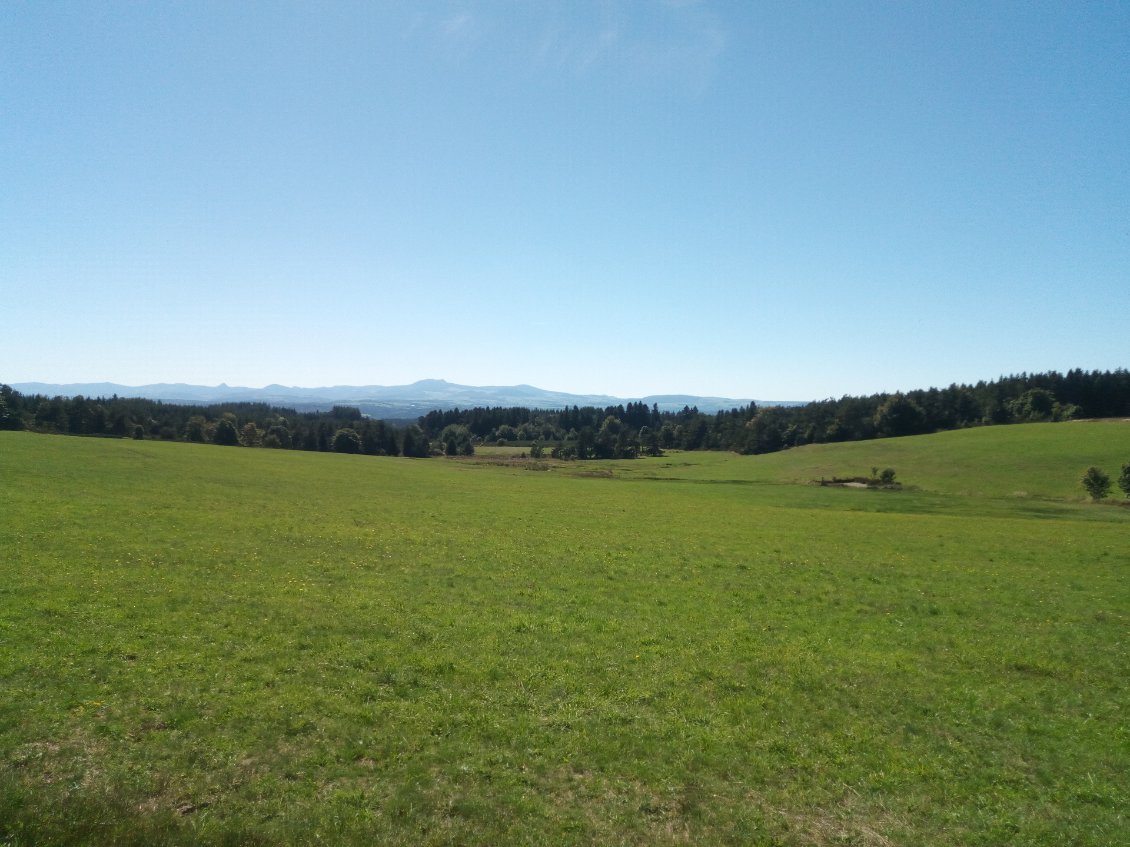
[1,425,1128,846]
[615,421,1130,498]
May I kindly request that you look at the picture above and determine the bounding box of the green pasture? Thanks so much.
[615,420,1130,497]
[1,425,1128,845]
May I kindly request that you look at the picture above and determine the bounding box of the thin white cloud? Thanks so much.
[411,2,726,91]
[421,7,488,61]
[441,11,473,38]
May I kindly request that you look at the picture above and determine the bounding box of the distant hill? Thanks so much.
[9,379,798,418]
[716,419,1130,502]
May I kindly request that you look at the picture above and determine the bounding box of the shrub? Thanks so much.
[1118,463,1130,498]
[1082,466,1111,500]
[879,468,897,484]
[552,443,577,460]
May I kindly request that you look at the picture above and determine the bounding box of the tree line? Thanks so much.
[419,368,1130,457]
[2,368,1128,458]
[0,388,431,457]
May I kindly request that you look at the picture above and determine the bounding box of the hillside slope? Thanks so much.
[622,421,1130,501]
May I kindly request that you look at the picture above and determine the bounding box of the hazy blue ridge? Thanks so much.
[8,380,799,415]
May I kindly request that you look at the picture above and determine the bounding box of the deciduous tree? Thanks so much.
[1082,466,1111,500]
[212,416,240,446]
[331,427,362,454]
[240,422,263,447]
[184,416,209,443]
[400,425,430,458]
[874,394,927,437]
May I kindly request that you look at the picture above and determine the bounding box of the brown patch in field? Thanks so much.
[542,769,701,845]
[769,795,905,846]
[11,735,107,787]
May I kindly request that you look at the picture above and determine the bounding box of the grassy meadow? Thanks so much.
[2,423,1128,845]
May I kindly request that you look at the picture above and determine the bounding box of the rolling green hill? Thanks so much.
[617,420,1130,499]
[1,427,1127,846]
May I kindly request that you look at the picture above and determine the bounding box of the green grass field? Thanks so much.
[2,424,1128,846]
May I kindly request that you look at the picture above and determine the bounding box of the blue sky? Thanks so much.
[3,1,1127,401]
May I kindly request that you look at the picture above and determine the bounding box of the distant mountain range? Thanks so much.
[9,380,799,419]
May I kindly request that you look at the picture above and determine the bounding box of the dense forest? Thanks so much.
[419,369,1130,458]
[2,369,1128,459]
[0,390,429,457]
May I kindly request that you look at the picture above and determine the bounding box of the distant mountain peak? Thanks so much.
[8,380,785,419]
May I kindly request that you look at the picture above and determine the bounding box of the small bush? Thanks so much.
[1082,466,1111,500]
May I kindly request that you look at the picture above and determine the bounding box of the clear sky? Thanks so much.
[3,1,1127,401]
